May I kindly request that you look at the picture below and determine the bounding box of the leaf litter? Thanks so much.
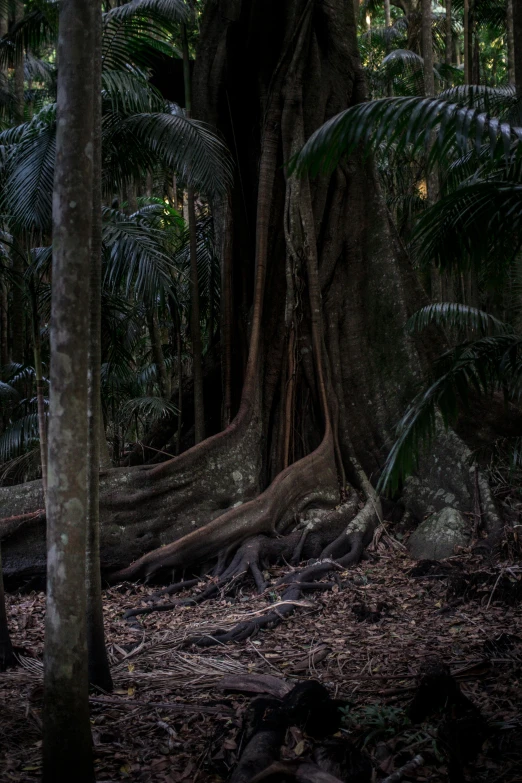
[2,545,522,782]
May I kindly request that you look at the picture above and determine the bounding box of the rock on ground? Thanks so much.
[408,507,470,561]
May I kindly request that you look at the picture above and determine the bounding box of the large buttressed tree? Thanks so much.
[1,0,500,589]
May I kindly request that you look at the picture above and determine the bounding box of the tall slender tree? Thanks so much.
[0,0,7,369]
[86,0,113,694]
[421,0,435,97]
[513,0,522,97]
[10,1,26,365]
[42,0,97,780]
[182,22,205,444]
[445,0,452,67]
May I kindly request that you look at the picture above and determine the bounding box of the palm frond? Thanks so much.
[117,395,179,424]
[102,69,166,115]
[102,13,180,71]
[413,181,522,271]
[407,303,513,336]
[103,0,190,25]
[24,52,56,86]
[122,110,233,196]
[0,412,41,462]
[292,96,522,178]
[0,4,58,69]
[102,206,176,305]
[1,107,56,230]
[378,334,522,493]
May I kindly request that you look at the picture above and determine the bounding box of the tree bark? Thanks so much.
[0,281,8,367]
[0,544,16,671]
[507,0,515,85]
[464,0,471,84]
[421,0,435,97]
[86,0,113,694]
[513,0,522,97]
[146,306,171,400]
[13,0,24,123]
[42,0,96,780]
[182,23,205,444]
[29,282,48,498]
[445,0,452,67]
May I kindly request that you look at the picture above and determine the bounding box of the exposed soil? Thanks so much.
[2,540,522,783]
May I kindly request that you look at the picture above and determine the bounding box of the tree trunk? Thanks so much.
[146,306,171,400]
[86,0,113,695]
[0,544,16,671]
[42,0,96,780]
[182,23,205,444]
[10,246,25,365]
[421,0,435,98]
[445,0,452,67]
[29,283,48,498]
[9,5,26,366]
[507,0,515,85]
[513,0,522,97]
[1,0,499,589]
[13,0,24,124]
[464,0,471,84]
[0,281,8,367]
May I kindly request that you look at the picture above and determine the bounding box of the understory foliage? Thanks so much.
[0,0,228,481]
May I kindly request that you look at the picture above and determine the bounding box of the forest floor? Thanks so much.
[2,537,522,783]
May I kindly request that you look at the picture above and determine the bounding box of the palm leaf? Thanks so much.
[122,111,233,196]
[407,303,513,336]
[102,206,176,305]
[103,0,190,24]
[292,96,522,178]
[378,334,522,493]
[118,395,179,425]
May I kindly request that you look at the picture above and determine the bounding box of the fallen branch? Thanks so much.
[381,754,424,783]
[89,696,233,716]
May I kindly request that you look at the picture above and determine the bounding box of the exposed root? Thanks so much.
[184,560,342,647]
[111,432,340,583]
[0,510,45,542]
[122,494,362,629]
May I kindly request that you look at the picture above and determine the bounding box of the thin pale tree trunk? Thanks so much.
[220,197,233,427]
[86,0,113,694]
[0,545,16,671]
[464,0,470,84]
[507,0,515,85]
[445,0,452,66]
[513,0,522,98]
[0,8,8,368]
[422,0,442,300]
[10,246,25,365]
[13,0,24,123]
[0,282,8,367]
[147,307,171,399]
[42,0,96,780]
[421,0,435,97]
[30,283,48,498]
[11,3,27,365]
[182,23,205,443]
